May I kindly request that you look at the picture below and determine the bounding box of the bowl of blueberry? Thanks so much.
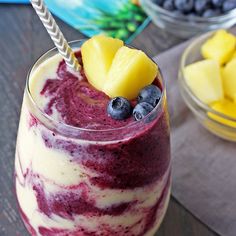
[140,0,236,38]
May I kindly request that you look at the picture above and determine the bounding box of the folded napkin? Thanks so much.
[154,27,236,236]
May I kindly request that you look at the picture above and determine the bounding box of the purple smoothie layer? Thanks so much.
[40,107,170,189]
[17,170,170,236]
[32,182,134,219]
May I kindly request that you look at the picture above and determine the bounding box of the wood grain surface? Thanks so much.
[0,4,217,236]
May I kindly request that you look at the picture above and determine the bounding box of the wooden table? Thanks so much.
[0,4,217,236]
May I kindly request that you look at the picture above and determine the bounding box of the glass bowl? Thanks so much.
[178,31,236,142]
[140,0,236,38]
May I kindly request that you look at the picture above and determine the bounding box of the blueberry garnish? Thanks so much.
[133,102,154,121]
[107,97,132,120]
[174,0,194,13]
[138,85,162,108]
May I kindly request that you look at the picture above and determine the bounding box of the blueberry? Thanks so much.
[222,0,236,12]
[211,0,224,7]
[153,0,164,6]
[133,102,154,121]
[138,85,162,107]
[202,8,221,17]
[194,0,211,14]
[174,0,194,13]
[163,0,175,11]
[107,97,132,120]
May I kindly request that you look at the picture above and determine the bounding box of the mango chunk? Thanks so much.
[222,58,236,100]
[81,35,123,91]
[209,99,236,128]
[103,46,157,100]
[201,30,236,65]
[184,59,223,104]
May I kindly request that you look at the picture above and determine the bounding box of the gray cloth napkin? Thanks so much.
[153,27,236,236]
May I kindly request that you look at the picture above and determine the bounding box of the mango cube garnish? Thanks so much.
[81,35,123,91]
[81,35,157,100]
[103,46,158,100]
[184,59,223,104]
[201,30,236,65]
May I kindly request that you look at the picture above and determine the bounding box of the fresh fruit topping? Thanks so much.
[138,85,162,107]
[103,46,158,100]
[201,30,236,65]
[174,0,194,13]
[222,58,236,100]
[107,97,132,120]
[209,99,236,127]
[133,102,154,121]
[81,35,123,91]
[184,59,223,104]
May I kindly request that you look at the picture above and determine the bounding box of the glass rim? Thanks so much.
[141,0,236,22]
[25,39,166,134]
[179,31,236,124]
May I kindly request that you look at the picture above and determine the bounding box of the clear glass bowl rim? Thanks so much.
[179,31,236,124]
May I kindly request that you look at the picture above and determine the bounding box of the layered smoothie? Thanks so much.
[15,37,171,236]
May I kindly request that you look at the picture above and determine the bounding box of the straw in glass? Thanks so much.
[30,0,81,72]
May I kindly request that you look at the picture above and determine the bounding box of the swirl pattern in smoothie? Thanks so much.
[15,49,170,236]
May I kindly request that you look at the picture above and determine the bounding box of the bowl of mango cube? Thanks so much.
[179,29,236,141]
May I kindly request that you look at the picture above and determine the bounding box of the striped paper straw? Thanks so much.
[30,0,81,72]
